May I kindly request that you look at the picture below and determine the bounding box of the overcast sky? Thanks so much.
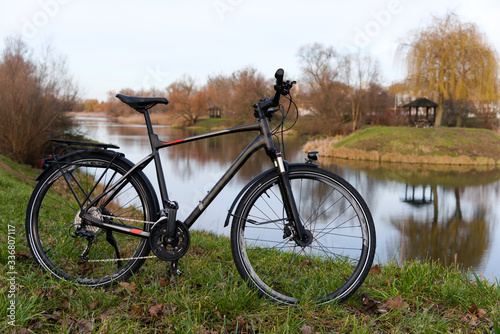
[1,0,499,101]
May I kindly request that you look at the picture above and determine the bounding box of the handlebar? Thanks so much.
[275,68,284,87]
[254,68,295,119]
[271,69,284,106]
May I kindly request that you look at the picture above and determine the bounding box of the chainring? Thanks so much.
[149,218,190,261]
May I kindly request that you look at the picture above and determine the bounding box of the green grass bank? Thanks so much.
[304,126,500,165]
[1,154,499,333]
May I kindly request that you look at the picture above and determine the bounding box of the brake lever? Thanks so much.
[276,80,297,96]
[264,108,279,120]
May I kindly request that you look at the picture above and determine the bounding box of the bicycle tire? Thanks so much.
[26,151,158,287]
[230,165,375,305]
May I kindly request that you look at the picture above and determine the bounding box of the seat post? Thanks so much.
[139,107,171,208]
[139,108,156,135]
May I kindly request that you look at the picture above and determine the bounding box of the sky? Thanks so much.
[1,0,500,102]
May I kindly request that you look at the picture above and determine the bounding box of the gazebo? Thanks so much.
[208,107,222,119]
[403,98,438,127]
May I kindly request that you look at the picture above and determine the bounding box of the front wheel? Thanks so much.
[231,165,376,305]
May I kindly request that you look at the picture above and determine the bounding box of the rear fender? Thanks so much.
[35,150,124,181]
[35,150,160,220]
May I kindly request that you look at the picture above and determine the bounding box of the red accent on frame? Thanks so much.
[130,228,144,235]
[165,139,185,145]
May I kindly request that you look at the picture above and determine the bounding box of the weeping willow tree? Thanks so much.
[399,13,499,127]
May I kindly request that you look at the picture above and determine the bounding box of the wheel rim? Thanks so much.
[28,158,152,285]
[235,169,374,305]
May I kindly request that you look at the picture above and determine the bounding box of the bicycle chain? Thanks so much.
[85,214,157,263]
[101,214,156,225]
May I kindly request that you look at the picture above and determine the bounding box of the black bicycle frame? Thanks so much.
[82,108,304,239]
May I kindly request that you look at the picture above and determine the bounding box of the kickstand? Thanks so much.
[169,260,184,278]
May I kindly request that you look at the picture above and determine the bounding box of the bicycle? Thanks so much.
[25,69,376,305]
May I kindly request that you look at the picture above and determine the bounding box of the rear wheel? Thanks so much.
[26,152,157,287]
[231,165,376,305]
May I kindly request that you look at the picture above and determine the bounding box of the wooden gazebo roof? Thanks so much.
[403,98,438,108]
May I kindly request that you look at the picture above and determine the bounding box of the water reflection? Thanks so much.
[320,158,500,279]
[73,116,500,280]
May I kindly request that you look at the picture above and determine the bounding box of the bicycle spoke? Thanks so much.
[232,166,375,305]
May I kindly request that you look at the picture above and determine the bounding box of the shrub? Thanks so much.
[0,36,78,166]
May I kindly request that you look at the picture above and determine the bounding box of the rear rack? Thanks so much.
[48,138,120,159]
[39,139,121,174]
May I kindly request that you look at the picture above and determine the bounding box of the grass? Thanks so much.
[1,154,500,333]
[304,126,500,165]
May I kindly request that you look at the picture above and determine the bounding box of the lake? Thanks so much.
[73,115,500,281]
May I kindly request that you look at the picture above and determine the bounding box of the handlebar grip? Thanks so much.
[275,68,284,87]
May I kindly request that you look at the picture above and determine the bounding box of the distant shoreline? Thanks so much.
[67,111,108,118]
[303,126,500,166]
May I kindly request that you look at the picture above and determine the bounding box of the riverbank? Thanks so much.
[67,111,242,129]
[1,154,500,332]
[68,113,500,165]
[304,126,500,165]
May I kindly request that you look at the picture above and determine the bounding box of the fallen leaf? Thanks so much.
[216,282,227,288]
[89,300,99,311]
[117,281,136,293]
[75,319,94,333]
[15,251,33,259]
[235,315,247,327]
[130,305,142,316]
[300,324,312,334]
[100,309,114,318]
[149,304,163,318]
[369,264,382,275]
[461,313,480,327]
[159,277,170,287]
[468,302,487,318]
[41,313,60,322]
[299,259,312,267]
[362,296,381,315]
[378,295,408,313]
[61,316,76,330]
[61,296,70,309]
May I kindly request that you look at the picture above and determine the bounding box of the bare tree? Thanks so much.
[167,76,208,126]
[297,44,385,134]
[297,43,346,123]
[228,66,270,119]
[206,66,270,121]
[206,73,232,116]
[0,36,78,165]
[340,52,381,131]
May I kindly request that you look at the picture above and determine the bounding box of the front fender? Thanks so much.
[224,162,319,227]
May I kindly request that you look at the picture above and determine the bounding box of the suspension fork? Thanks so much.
[273,150,312,245]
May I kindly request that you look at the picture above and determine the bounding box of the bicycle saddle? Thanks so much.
[116,94,169,110]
